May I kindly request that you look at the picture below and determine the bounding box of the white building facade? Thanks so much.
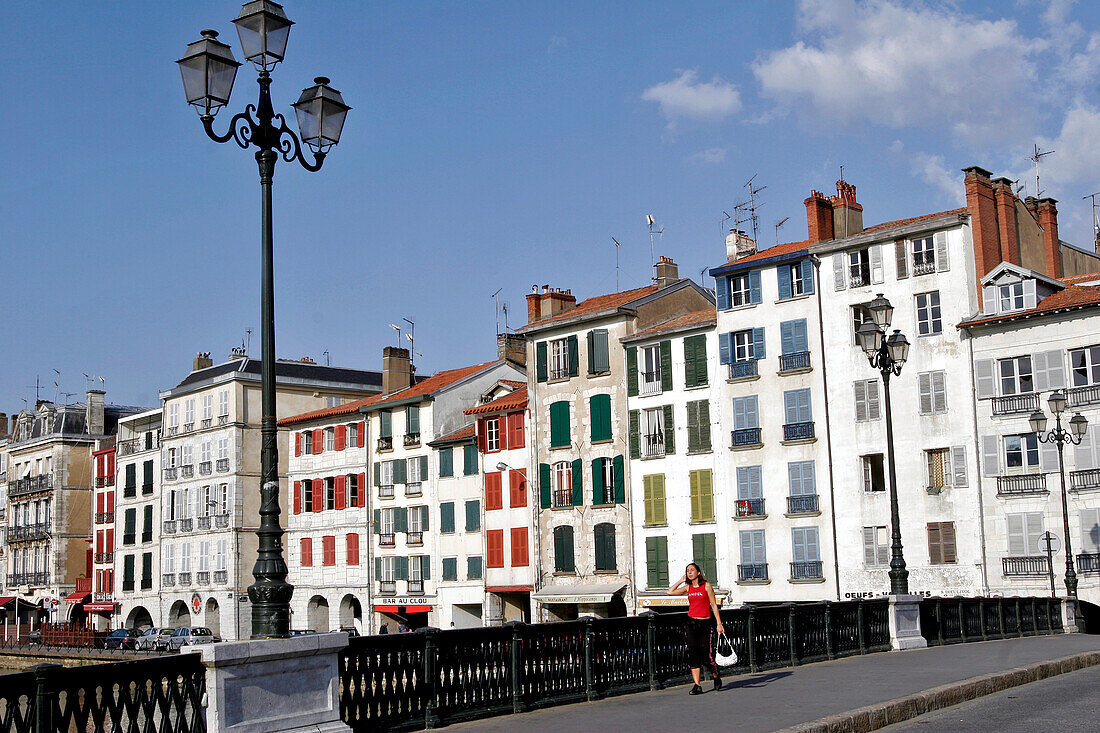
[112,409,162,631]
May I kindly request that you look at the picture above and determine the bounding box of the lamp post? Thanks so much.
[1029,392,1087,600]
[177,1,350,638]
[857,294,912,596]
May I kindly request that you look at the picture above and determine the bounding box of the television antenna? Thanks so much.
[403,318,416,369]
[732,175,766,242]
[1084,191,1100,242]
[25,375,42,404]
[1027,144,1055,199]
[322,350,330,366]
[646,215,663,284]
[719,211,731,240]
[501,302,511,332]
[491,288,503,335]
[244,328,252,355]
[775,216,790,245]
[611,237,622,291]
[388,323,401,346]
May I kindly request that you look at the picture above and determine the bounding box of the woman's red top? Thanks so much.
[687,582,710,618]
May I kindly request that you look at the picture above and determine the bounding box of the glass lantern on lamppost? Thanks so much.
[858,295,911,596]
[1031,391,1088,601]
[177,0,351,639]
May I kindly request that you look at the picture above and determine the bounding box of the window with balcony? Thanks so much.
[379,509,395,547]
[911,236,936,274]
[549,338,572,381]
[640,345,662,395]
[735,465,764,517]
[738,529,767,581]
[732,396,761,447]
[641,407,665,458]
[592,457,617,504]
[787,461,818,513]
[1005,434,1040,473]
[848,249,871,287]
[553,461,573,508]
[783,389,814,441]
[999,356,1034,396]
[791,527,822,579]
[379,556,396,594]
[1004,512,1046,576]
[779,319,810,372]
[407,506,426,545]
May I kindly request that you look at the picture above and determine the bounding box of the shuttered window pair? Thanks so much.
[975,351,1065,398]
[594,523,617,572]
[628,406,674,459]
[917,371,947,414]
[643,474,666,526]
[686,400,711,453]
[550,401,571,448]
[863,526,889,566]
[922,446,968,488]
[553,526,575,572]
[587,329,610,375]
[463,444,479,475]
[590,394,612,442]
[778,260,815,300]
[683,334,708,388]
[927,522,957,564]
[689,469,714,523]
[439,447,453,477]
[1007,513,1044,556]
[646,536,669,589]
[732,396,759,430]
[536,336,579,382]
[591,456,625,505]
[715,270,761,310]
[719,328,765,365]
[693,533,718,585]
[854,379,881,421]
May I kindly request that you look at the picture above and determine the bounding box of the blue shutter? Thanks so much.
[780,321,795,356]
[733,398,747,430]
[801,260,815,294]
[748,270,762,304]
[716,275,731,310]
[719,332,733,365]
[746,396,759,429]
[793,319,808,352]
[752,328,765,360]
[777,265,792,300]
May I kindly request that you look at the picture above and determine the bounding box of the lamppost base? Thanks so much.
[1062,597,1081,634]
[888,595,928,651]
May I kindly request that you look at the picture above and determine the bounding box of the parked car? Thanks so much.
[165,626,217,652]
[337,626,360,638]
[288,629,317,637]
[134,627,174,651]
[104,628,138,650]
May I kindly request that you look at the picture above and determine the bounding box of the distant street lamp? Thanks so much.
[857,294,912,596]
[1029,393,1087,599]
[177,0,350,639]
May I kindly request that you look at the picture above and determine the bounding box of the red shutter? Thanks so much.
[487,529,504,568]
[97,492,105,514]
[510,412,525,448]
[322,536,336,566]
[312,429,323,454]
[335,475,347,510]
[335,425,346,451]
[357,473,366,507]
[106,491,114,512]
[313,479,323,512]
[295,432,302,457]
[293,481,302,514]
[357,421,365,447]
[511,527,529,566]
[486,472,503,511]
[346,533,359,565]
[301,538,312,567]
[106,528,114,550]
[510,469,527,508]
[477,418,487,453]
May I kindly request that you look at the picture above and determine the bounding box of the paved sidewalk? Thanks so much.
[446,635,1100,733]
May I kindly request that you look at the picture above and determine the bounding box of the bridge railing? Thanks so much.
[339,599,891,732]
[918,596,1062,646]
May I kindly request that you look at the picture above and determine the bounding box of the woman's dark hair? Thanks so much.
[685,562,706,587]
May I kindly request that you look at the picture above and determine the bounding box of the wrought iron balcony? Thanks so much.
[178,572,192,585]
[787,494,819,514]
[1002,556,1047,576]
[117,438,142,456]
[783,422,815,441]
[1071,468,1100,492]
[197,571,210,585]
[1068,384,1100,408]
[201,418,212,429]
[214,570,228,584]
[379,580,396,595]
[162,573,176,587]
[779,351,811,372]
[163,520,177,534]
[640,372,662,396]
[549,366,571,381]
[216,458,230,472]
[215,514,230,528]
[403,433,421,447]
[790,561,824,580]
[199,461,212,475]
[96,475,116,488]
[642,433,665,458]
[849,273,869,288]
[123,533,136,546]
[407,531,423,546]
[1076,553,1100,574]
[122,483,136,498]
[168,426,178,435]
[379,485,395,499]
[729,360,758,380]
[142,483,154,495]
[405,482,423,497]
[9,475,53,497]
[198,516,212,530]
[377,436,393,451]
[95,512,114,524]
[94,552,114,564]
[7,524,50,542]
[732,428,762,447]
[996,473,1048,497]
[407,580,424,594]
[219,414,229,425]
[93,592,112,602]
[380,533,396,547]
[735,498,765,518]
[184,422,194,432]
[180,465,194,478]
[180,518,193,532]
[163,467,178,480]
[738,563,768,581]
[913,259,937,276]
[991,393,1039,415]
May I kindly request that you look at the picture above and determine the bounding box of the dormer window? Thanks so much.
[999,282,1025,312]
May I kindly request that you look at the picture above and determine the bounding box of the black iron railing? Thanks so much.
[199,461,212,475]
[9,476,52,498]
[1068,384,1100,408]
[783,422,815,441]
[997,474,1047,496]
[163,468,178,481]
[377,436,393,451]
[8,524,50,542]
[216,458,230,472]
[180,465,194,478]
[919,596,1062,646]
[7,573,50,587]
[787,495,819,514]
[913,259,936,276]
[404,433,421,447]
[163,520,177,534]
[215,514,230,528]
[1002,556,1048,576]
[732,428,762,447]
[991,393,1039,415]
[735,498,765,517]
[95,476,115,488]
[214,570,228,584]
[790,561,823,579]
[738,563,768,581]
[729,360,758,380]
[1071,468,1100,492]
[338,600,891,732]
[95,512,114,524]
[1076,553,1100,573]
[779,351,811,372]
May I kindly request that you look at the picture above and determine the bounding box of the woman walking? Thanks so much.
[669,563,725,694]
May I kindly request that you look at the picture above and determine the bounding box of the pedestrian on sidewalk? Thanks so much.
[669,563,725,695]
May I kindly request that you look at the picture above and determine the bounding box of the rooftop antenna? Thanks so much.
[839,164,845,182]
[491,288,503,336]
[403,318,416,369]
[244,328,252,355]
[26,375,42,404]
[1084,191,1100,242]
[774,216,790,245]
[322,350,330,366]
[1027,144,1055,199]
[1014,178,1026,197]
[611,237,622,291]
[744,175,766,242]
[646,215,663,284]
[501,302,510,331]
[54,370,62,404]
[388,323,401,347]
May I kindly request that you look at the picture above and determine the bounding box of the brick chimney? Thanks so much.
[86,390,105,436]
[831,180,864,238]
[963,166,1002,281]
[526,285,577,324]
[193,352,213,371]
[804,190,834,243]
[991,177,1021,265]
[497,333,526,366]
[0,412,8,438]
[1037,198,1063,279]
[655,256,679,289]
[382,346,413,395]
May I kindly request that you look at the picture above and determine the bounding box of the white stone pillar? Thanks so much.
[887,594,928,651]
[1062,598,1079,633]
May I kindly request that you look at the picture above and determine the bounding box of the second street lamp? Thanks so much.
[858,295,911,596]
[177,0,350,639]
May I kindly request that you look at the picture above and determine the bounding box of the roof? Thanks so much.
[958,284,1100,328]
[623,309,716,343]
[171,358,383,393]
[276,392,388,426]
[428,423,476,446]
[500,379,526,389]
[526,284,659,327]
[709,240,810,277]
[1060,272,1100,285]
[862,208,968,235]
[465,385,528,415]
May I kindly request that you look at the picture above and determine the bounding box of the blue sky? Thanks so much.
[3,0,1099,411]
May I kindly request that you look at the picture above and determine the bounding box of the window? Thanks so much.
[406,405,420,438]
[593,457,616,504]
[465,500,481,531]
[464,444,479,475]
[185,399,195,426]
[553,525,575,572]
[587,329,610,375]
[303,431,313,455]
[202,395,213,421]
[863,526,889,566]
[439,447,454,477]
[325,395,342,408]
[553,461,573,508]
[1080,509,1100,554]
[686,400,711,453]
[641,345,662,395]
[442,557,458,581]
[467,556,483,580]
[862,454,886,492]
[122,555,135,591]
[1005,434,1040,472]
[911,236,935,273]
[734,330,755,361]
[927,522,957,564]
[509,468,527,507]
[730,273,752,306]
[683,334,708,387]
[142,505,153,543]
[736,465,763,514]
[852,304,873,344]
[123,508,136,545]
[646,536,669,588]
[507,411,525,448]
[778,261,813,299]
[788,461,816,497]
[218,389,229,417]
[917,371,947,414]
[322,536,336,567]
[379,556,395,583]
[590,394,612,442]
[849,249,871,287]
[791,528,821,578]
[1070,346,1100,387]
[380,508,395,537]
[549,338,571,380]
[643,474,666,526]
[999,356,1034,395]
[779,319,809,358]
[303,479,314,512]
[407,505,424,535]
[347,474,360,508]
[324,428,335,452]
[511,527,529,566]
[486,472,503,511]
[485,417,501,452]
[854,379,881,421]
[300,538,313,567]
[594,523,617,571]
[926,449,950,490]
[440,502,455,533]
[999,282,1025,312]
[783,389,812,425]
[641,407,665,458]
[689,469,714,522]
[346,533,359,565]
[347,422,358,447]
[169,403,179,429]
[733,396,760,430]
[689,533,716,583]
[916,291,942,336]
[487,529,505,568]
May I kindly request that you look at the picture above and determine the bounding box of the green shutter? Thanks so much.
[659,340,673,391]
[440,502,455,533]
[697,400,711,451]
[629,410,640,459]
[567,335,579,377]
[540,463,551,508]
[571,458,583,506]
[690,471,701,522]
[591,459,604,505]
[693,533,718,585]
[375,557,382,578]
[394,459,407,484]
[374,463,381,486]
[466,500,480,531]
[683,336,696,388]
[124,509,136,536]
[395,507,408,532]
[407,405,420,434]
[686,401,699,453]
[587,331,596,375]
[550,401,570,448]
[395,556,408,581]
[590,394,611,442]
[627,347,638,397]
[662,404,675,455]
[554,528,565,571]
[439,447,453,477]
[380,410,392,439]
[684,334,707,387]
[419,455,428,480]
[536,342,548,382]
[464,444,478,475]
[373,509,381,534]
[613,455,625,503]
[647,536,669,589]
[420,555,431,581]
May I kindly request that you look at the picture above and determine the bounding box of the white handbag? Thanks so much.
[714,632,737,666]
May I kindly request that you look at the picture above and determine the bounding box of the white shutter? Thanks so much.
[1080,509,1100,553]
[1025,513,1045,554]
[870,245,884,284]
[1022,279,1037,309]
[867,380,881,420]
[1074,426,1095,470]
[1040,440,1059,472]
[877,527,890,565]
[982,286,998,315]
[833,254,846,291]
[932,371,947,413]
[918,372,933,414]
[1007,514,1027,556]
[934,232,950,272]
[1042,350,1065,390]
[792,529,808,563]
[1033,352,1049,392]
[981,435,1000,476]
[854,381,868,422]
[896,240,909,279]
[951,446,968,487]
[975,360,996,399]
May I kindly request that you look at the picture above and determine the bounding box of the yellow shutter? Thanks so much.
[700,470,714,521]
[689,470,700,522]
[655,475,667,525]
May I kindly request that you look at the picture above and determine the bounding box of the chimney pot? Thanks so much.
[193,352,214,371]
[655,257,679,288]
[382,346,413,395]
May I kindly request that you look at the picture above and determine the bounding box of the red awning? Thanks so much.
[83,603,118,613]
[0,596,14,608]
[404,605,432,613]
[64,592,91,604]
[374,605,401,613]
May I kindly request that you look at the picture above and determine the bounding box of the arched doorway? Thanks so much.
[126,606,154,631]
[204,598,221,636]
[169,600,191,628]
[339,595,362,632]
[67,605,88,627]
[307,596,329,632]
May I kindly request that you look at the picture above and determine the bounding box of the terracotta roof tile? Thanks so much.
[628,309,716,339]
[276,392,388,427]
[720,239,809,267]
[465,385,528,415]
[531,284,660,325]
[1060,272,1100,285]
[431,424,476,444]
[500,379,527,389]
[861,208,968,235]
[959,285,1100,327]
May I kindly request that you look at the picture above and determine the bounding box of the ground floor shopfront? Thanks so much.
[532,582,629,621]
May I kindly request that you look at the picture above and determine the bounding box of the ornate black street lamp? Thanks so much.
[177,1,350,638]
[857,294,912,596]
[1029,393,1087,599]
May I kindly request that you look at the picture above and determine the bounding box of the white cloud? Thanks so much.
[642,70,741,128]
[909,151,966,206]
[1032,106,1100,193]
[688,147,729,164]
